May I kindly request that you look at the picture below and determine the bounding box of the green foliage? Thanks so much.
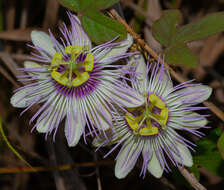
[217,132,224,160]
[191,128,224,178]
[81,11,126,44]
[152,10,224,67]
[164,42,198,67]
[152,10,181,47]
[57,0,126,44]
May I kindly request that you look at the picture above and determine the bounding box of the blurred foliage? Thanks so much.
[0,116,33,169]
[190,128,224,178]
[57,0,126,44]
[152,10,224,67]
[217,132,224,160]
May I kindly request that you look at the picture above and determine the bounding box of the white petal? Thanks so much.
[148,152,164,178]
[98,34,133,63]
[31,31,56,57]
[127,54,148,93]
[104,84,144,108]
[95,103,113,130]
[115,140,141,179]
[175,143,193,167]
[169,112,208,129]
[36,96,67,133]
[24,61,47,76]
[92,129,114,147]
[11,87,36,108]
[36,118,51,133]
[65,103,85,147]
[167,85,212,106]
[149,65,173,97]
[24,61,41,69]
[70,14,92,49]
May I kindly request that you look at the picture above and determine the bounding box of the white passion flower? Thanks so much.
[93,55,212,179]
[10,12,144,147]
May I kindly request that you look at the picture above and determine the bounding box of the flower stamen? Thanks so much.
[125,94,168,136]
[50,46,94,88]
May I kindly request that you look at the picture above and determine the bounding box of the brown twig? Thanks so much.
[109,9,224,123]
[178,167,207,190]
[0,160,114,174]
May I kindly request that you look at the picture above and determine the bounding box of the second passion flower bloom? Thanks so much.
[10,12,144,146]
[93,55,212,179]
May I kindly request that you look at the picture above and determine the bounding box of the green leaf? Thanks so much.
[164,42,198,66]
[189,164,200,180]
[92,0,120,10]
[217,132,224,160]
[81,10,126,44]
[172,12,224,44]
[192,129,224,177]
[194,151,224,177]
[57,0,80,12]
[152,10,181,46]
[58,0,120,12]
[0,116,34,170]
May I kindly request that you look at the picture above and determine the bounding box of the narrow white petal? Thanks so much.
[128,54,149,93]
[95,103,112,130]
[31,31,56,57]
[175,143,193,167]
[24,61,41,69]
[167,85,212,106]
[24,61,47,76]
[65,103,85,147]
[36,118,51,133]
[115,140,141,179]
[70,14,92,49]
[98,34,133,63]
[92,129,114,147]
[148,152,164,178]
[103,83,144,108]
[11,87,36,108]
[169,112,208,129]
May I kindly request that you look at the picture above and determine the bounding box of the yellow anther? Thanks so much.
[84,53,94,71]
[125,113,139,131]
[148,94,165,109]
[139,127,159,136]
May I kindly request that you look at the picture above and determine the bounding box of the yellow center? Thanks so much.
[125,94,169,136]
[50,46,94,87]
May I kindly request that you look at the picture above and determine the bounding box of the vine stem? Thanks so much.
[109,9,224,123]
[109,9,210,190]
